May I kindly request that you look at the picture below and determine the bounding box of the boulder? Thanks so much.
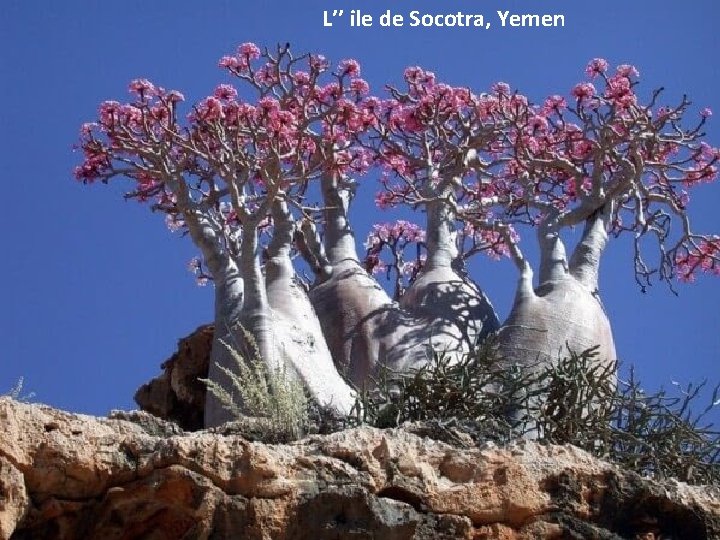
[134,325,212,431]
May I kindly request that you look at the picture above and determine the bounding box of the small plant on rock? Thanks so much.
[351,341,720,485]
[201,326,309,443]
[3,377,35,403]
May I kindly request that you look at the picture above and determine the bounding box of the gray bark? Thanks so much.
[309,177,499,389]
[496,211,617,433]
[309,173,388,384]
[264,201,356,416]
[401,197,499,350]
[569,208,611,290]
[537,219,570,285]
[204,221,273,428]
[183,218,245,428]
[499,210,616,367]
[203,262,244,428]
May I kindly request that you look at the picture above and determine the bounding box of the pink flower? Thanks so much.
[74,151,109,182]
[571,82,596,101]
[571,139,593,159]
[492,82,511,96]
[129,78,156,96]
[527,115,548,132]
[542,95,567,113]
[99,100,121,125]
[195,96,224,122]
[118,104,142,126]
[403,66,435,87]
[237,42,261,60]
[701,107,713,118]
[585,58,609,78]
[166,90,185,103]
[309,54,329,72]
[219,55,239,69]
[604,74,636,108]
[476,95,500,119]
[214,84,238,101]
[616,64,639,78]
[317,82,341,102]
[675,237,720,281]
[257,96,280,115]
[375,191,396,209]
[293,71,310,85]
[350,78,370,96]
[338,59,361,77]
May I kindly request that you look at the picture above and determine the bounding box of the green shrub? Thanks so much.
[349,339,720,485]
[202,326,309,443]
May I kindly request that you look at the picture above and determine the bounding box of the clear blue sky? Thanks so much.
[1,0,718,416]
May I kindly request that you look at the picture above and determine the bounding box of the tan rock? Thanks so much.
[1,397,718,539]
[134,325,213,431]
[0,456,28,540]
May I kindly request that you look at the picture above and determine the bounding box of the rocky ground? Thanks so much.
[1,397,719,539]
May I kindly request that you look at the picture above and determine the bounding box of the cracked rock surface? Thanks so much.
[1,397,718,539]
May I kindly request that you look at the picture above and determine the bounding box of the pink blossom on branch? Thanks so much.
[585,58,609,78]
[476,59,720,288]
[128,78,156,97]
[571,82,596,102]
[337,59,361,77]
[363,220,427,299]
[238,42,261,59]
[675,238,720,282]
[76,43,379,284]
[213,84,238,101]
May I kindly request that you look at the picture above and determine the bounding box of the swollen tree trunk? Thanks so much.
[203,259,245,427]
[264,202,356,415]
[496,212,617,430]
[236,221,276,367]
[182,218,245,428]
[499,214,616,367]
[309,176,498,388]
[309,174,396,385]
[401,197,499,350]
[205,220,273,428]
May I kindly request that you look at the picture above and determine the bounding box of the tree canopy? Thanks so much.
[76,43,720,427]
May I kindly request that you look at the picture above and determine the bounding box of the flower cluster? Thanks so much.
[364,221,427,294]
[187,257,212,286]
[76,50,720,288]
[75,43,380,244]
[460,222,518,260]
[675,238,720,282]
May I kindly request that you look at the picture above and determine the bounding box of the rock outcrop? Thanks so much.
[1,397,718,539]
[134,325,212,431]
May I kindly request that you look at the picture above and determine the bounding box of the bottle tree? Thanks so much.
[304,69,506,384]
[369,67,505,347]
[457,60,720,378]
[76,45,720,428]
[76,44,374,425]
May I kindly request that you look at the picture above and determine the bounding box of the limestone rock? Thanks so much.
[0,456,28,540]
[1,397,718,539]
[134,325,212,431]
